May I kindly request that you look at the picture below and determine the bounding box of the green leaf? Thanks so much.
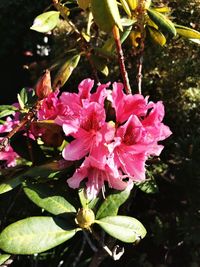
[30,11,60,33]
[136,179,159,194]
[119,0,131,17]
[78,188,99,209]
[175,24,200,40]
[95,215,147,243]
[100,25,132,55]
[10,132,46,164]
[147,9,176,37]
[96,186,131,219]
[53,54,81,88]
[0,176,23,195]
[147,26,166,46]
[189,38,200,44]
[0,105,17,119]
[0,254,11,265]
[23,183,76,216]
[77,0,90,10]
[0,217,79,254]
[91,0,123,33]
[90,55,109,76]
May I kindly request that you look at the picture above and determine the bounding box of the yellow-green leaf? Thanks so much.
[126,0,151,11]
[53,54,81,88]
[119,0,131,17]
[148,26,166,46]
[95,215,147,243]
[175,24,200,39]
[30,11,60,33]
[91,0,123,33]
[0,217,79,254]
[152,6,171,13]
[77,0,90,10]
[147,8,176,37]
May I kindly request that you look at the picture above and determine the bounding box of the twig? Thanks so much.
[112,25,131,94]
[83,231,98,252]
[52,0,100,84]
[72,234,87,267]
[0,102,41,151]
[137,55,143,94]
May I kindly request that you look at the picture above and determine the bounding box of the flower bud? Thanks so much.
[75,208,95,229]
[35,69,52,100]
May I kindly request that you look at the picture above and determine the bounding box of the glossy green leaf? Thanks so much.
[30,11,60,33]
[147,9,176,37]
[96,186,131,219]
[53,54,81,88]
[175,24,200,40]
[148,26,166,46]
[91,0,123,33]
[0,254,11,265]
[95,215,147,243]
[23,183,76,216]
[0,217,79,254]
[0,176,23,195]
[136,179,159,194]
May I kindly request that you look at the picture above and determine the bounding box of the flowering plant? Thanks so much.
[0,0,199,266]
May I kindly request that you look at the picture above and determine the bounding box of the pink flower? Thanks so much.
[109,100,172,181]
[0,140,18,167]
[62,102,115,161]
[55,79,109,128]
[37,90,65,120]
[0,115,20,168]
[110,82,150,123]
[67,153,128,199]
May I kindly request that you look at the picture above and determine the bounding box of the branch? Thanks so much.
[112,25,131,94]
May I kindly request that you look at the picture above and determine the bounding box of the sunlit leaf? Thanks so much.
[30,11,60,33]
[95,215,147,243]
[189,38,200,44]
[152,6,171,13]
[148,26,166,46]
[91,0,123,33]
[147,9,176,37]
[0,254,11,265]
[136,179,159,194]
[53,54,81,88]
[23,183,76,216]
[96,186,131,219]
[0,217,79,254]
[0,176,23,195]
[175,24,200,40]
[119,0,131,17]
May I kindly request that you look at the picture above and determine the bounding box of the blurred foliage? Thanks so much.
[0,0,200,266]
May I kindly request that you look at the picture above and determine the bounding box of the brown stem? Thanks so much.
[0,102,41,151]
[112,25,131,94]
[52,0,100,84]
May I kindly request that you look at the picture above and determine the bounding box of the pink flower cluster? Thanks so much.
[38,78,171,199]
[0,116,19,167]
